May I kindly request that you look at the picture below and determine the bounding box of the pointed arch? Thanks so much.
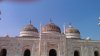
[49,49,57,56]
[0,49,7,56]
[24,49,31,56]
[74,50,80,56]
[94,51,99,56]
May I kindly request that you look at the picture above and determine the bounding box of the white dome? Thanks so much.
[65,25,80,34]
[65,25,80,39]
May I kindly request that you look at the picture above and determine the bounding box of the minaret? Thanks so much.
[0,11,1,15]
[39,22,42,56]
[63,23,66,34]
[0,11,1,20]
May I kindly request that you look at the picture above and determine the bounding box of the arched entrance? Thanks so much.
[49,49,57,56]
[74,50,80,56]
[24,49,31,56]
[94,51,99,56]
[0,49,7,56]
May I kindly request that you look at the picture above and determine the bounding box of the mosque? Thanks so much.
[0,20,100,56]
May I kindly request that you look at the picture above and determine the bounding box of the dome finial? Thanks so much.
[49,16,54,23]
[29,19,32,24]
[68,23,73,28]
[50,18,52,23]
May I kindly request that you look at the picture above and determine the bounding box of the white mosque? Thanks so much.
[0,20,100,56]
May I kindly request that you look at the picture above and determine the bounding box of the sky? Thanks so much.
[0,0,100,40]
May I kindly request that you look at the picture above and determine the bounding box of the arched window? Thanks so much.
[94,51,99,56]
[74,50,80,56]
[0,49,7,56]
[24,49,31,56]
[49,49,57,56]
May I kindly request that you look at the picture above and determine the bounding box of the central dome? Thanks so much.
[42,22,61,33]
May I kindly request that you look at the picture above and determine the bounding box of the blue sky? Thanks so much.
[0,0,100,40]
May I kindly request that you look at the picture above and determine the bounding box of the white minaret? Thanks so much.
[63,23,66,34]
[0,11,1,20]
[39,23,42,56]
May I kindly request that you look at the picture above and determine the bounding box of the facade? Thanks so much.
[0,21,100,56]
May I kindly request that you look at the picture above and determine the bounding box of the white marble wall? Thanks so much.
[0,35,100,56]
[67,39,100,56]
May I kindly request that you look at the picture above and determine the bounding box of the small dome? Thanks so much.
[22,24,38,33]
[65,25,80,34]
[42,22,61,33]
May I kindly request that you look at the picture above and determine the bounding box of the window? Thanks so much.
[94,51,99,56]
[49,49,57,56]
[0,49,7,56]
[24,49,31,56]
[74,50,79,56]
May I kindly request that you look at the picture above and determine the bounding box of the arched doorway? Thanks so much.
[94,51,99,56]
[0,49,7,56]
[24,49,31,56]
[74,50,80,56]
[49,49,57,56]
